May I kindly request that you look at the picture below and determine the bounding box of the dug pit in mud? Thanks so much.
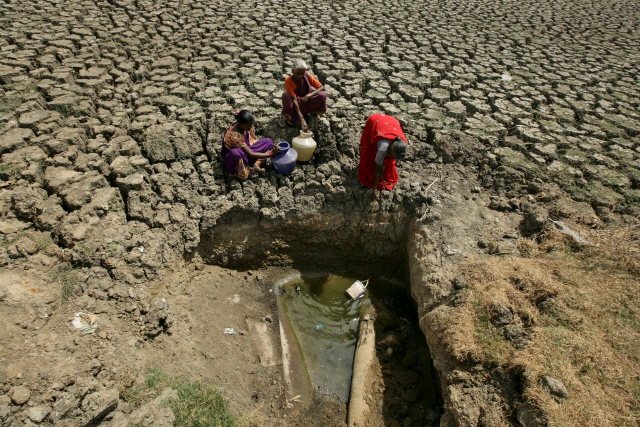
[186,202,454,425]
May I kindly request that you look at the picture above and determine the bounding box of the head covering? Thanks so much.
[391,137,408,160]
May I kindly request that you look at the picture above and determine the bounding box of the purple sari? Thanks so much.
[221,127,273,176]
[281,72,327,123]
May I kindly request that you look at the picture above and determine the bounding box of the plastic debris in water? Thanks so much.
[315,324,323,331]
[72,313,98,334]
[346,280,368,300]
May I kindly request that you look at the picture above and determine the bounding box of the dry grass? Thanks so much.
[442,224,640,426]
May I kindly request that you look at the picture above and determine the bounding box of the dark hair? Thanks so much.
[235,110,254,125]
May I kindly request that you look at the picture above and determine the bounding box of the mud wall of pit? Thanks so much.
[195,209,412,281]
[195,206,451,312]
[192,202,463,417]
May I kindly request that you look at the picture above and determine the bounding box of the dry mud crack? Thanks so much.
[0,0,639,426]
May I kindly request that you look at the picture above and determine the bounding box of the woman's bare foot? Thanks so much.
[251,166,266,175]
[279,115,295,128]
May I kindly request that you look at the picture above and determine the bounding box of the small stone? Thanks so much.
[537,298,559,315]
[527,182,543,194]
[512,338,528,349]
[27,405,51,423]
[492,303,513,326]
[477,239,489,248]
[97,331,108,339]
[517,403,546,427]
[11,386,31,405]
[452,277,467,290]
[522,204,549,234]
[0,289,5,300]
[15,237,39,256]
[595,206,611,219]
[504,325,522,341]
[81,389,119,423]
[540,375,568,400]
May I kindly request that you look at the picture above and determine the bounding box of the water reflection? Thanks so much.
[279,274,405,402]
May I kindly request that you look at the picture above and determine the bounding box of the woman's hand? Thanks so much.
[302,94,311,104]
[300,118,309,132]
[272,144,280,155]
[371,189,380,202]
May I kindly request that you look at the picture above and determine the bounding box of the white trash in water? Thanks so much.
[346,280,368,300]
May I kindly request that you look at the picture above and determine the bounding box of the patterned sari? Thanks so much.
[221,124,273,179]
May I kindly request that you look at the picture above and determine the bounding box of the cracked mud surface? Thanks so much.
[0,0,639,425]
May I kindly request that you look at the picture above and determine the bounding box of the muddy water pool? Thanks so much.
[278,274,410,402]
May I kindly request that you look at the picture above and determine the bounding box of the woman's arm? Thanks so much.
[301,84,324,103]
[292,97,309,132]
[371,163,384,201]
[241,142,277,159]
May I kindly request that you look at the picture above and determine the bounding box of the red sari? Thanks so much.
[357,114,407,191]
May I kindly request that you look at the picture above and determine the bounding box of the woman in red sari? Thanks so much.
[357,114,409,201]
[279,59,327,132]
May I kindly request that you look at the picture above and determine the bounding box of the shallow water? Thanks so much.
[279,274,407,402]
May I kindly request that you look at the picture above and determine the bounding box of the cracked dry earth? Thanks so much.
[0,0,639,426]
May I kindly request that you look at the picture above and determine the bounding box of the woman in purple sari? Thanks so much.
[221,110,279,180]
[279,59,327,132]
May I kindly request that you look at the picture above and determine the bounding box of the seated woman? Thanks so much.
[221,110,279,180]
[279,58,327,132]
